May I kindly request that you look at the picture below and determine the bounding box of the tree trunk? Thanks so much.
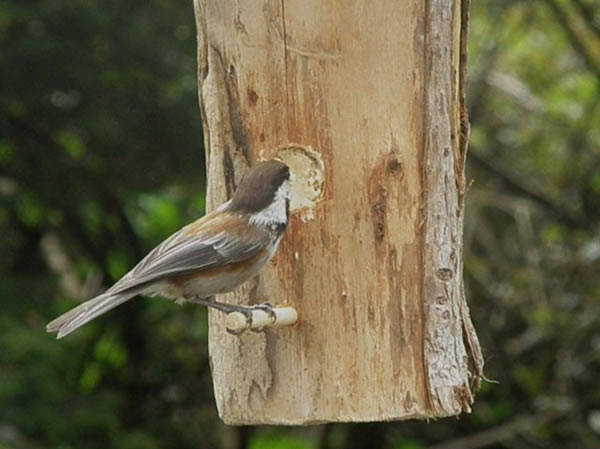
[193,0,483,424]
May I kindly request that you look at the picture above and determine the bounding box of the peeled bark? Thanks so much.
[194,0,483,424]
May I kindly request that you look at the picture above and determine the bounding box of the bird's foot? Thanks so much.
[186,297,289,335]
[248,303,276,332]
[225,303,276,335]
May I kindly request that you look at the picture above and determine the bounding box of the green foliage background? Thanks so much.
[1,0,600,448]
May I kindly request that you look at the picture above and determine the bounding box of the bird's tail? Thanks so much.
[46,288,141,339]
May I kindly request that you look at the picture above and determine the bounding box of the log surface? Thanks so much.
[194,0,483,424]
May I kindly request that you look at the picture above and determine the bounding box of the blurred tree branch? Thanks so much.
[469,148,582,227]
[573,0,600,38]
[544,0,600,79]
[426,412,560,449]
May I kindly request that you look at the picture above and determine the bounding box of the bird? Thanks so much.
[47,160,291,339]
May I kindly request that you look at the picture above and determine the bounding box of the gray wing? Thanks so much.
[106,225,269,294]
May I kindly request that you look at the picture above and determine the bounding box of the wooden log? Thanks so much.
[193,0,483,424]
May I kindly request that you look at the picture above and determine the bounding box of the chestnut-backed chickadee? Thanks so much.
[47,160,291,339]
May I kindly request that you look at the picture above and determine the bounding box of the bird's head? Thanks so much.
[227,160,291,229]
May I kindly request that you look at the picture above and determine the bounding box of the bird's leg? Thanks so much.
[186,296,237,313]
[187,297,276,334]
[187,296,274,316]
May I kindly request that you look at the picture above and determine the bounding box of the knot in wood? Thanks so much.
[436,268,454,281]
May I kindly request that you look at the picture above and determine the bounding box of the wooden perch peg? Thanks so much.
[225,306,298,334]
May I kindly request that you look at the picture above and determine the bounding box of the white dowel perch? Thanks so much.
[225,306,298,334]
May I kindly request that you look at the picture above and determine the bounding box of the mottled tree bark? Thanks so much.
[194,0,482,424]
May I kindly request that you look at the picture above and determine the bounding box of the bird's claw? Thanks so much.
[225,302,276,335]
[250,303,276,333]
[226,306,254,335]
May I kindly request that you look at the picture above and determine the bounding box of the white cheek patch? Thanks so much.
[249,181,290,227]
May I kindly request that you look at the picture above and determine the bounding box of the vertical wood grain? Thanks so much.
[194,0,482,424]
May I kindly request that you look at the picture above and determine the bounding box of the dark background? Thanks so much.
[2,1,600,448]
